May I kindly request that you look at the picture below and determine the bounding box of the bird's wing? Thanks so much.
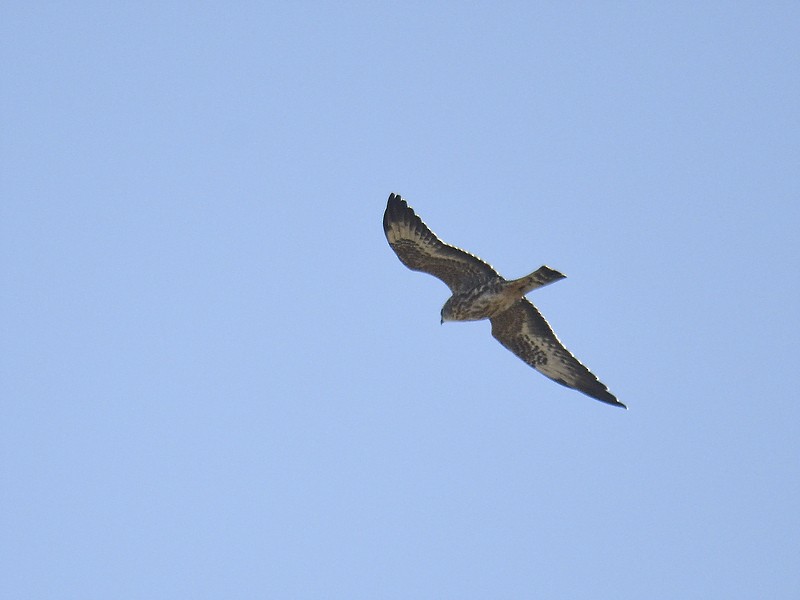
[383,193,499,292]
[490,299,624,408]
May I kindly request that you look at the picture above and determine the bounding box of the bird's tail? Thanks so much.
[513,265,566,295]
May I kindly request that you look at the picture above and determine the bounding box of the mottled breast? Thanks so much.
[444,278,520,321]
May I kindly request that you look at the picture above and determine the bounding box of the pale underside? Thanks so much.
[383,193,623,408]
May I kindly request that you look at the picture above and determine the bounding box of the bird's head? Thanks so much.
[440,299,456,324]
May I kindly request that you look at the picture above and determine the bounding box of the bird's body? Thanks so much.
[442,277,515,321]
[383,193,624,409]
[441,268,565,322]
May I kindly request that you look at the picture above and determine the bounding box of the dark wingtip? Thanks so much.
[579,383,625,409]
[384,193,400,234]
[385,192,405,213]
[600,393,626,409]
[554,375,624,409]
[384,192,411,234]
[387,192,404,206]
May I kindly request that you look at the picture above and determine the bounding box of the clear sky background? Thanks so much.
[2,2,798,599]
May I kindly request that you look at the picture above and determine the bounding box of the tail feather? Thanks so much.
[515,265,566,294]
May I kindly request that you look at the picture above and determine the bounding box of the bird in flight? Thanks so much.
[383,193,624,408]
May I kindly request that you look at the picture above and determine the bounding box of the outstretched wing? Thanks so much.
[490,299,625,408]
[383,193,499,292]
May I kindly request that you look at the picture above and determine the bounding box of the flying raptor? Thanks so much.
[383,193,624,409]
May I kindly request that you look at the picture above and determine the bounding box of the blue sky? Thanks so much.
[2,2,798,598]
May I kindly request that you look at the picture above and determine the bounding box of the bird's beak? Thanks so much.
[440,317,444,325]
